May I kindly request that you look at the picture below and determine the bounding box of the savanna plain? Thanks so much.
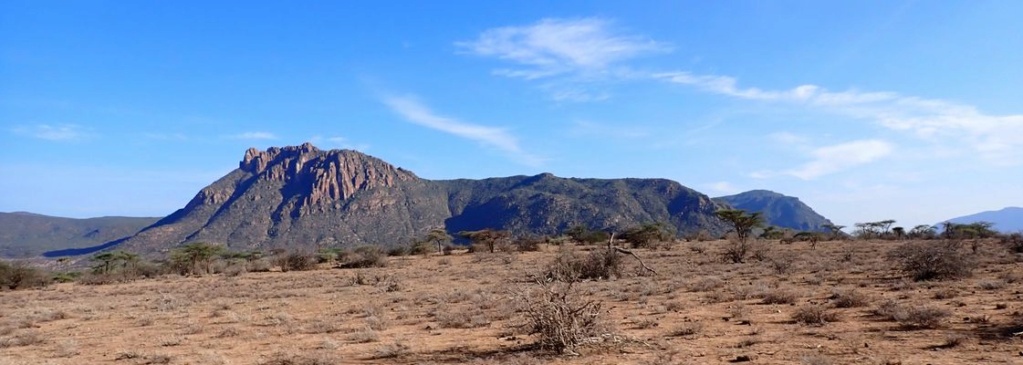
[2,238,1022,365]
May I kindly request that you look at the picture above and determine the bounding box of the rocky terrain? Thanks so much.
[109,143,729,255]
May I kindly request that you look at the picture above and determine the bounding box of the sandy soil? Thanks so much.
[2,239,1021,364]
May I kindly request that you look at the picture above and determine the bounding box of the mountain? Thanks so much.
[943,207,1023,232]
[81,143,729,256]
[713,190,834,232]
[0,212,159,258]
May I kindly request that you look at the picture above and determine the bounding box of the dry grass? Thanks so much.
[1,239,1021,364]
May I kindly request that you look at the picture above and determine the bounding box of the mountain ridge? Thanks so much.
[713,189,834,232]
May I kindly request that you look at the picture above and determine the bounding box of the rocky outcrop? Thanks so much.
[103,144,732,256]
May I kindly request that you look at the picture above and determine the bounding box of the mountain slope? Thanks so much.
[944,207,1023,232]
[714,190,833,232]
[95,144,730,256]
[0,212,158,258]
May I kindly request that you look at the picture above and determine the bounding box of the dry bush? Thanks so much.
[544,248,622,282]
[874,299,950,329]
[887,241,974,281]
[518,280,611,354]
[338,246,387,269]
[792,304,838,326]
[722,239,751,263]
[1001,232,1023,253]
[687,276,724,292]
[830,288,870,308]
[0,261,50,290]
[760,286,801,305]
[274,251,318,272]
[259,350,340,365]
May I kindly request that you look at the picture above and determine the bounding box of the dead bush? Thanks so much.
[518,280,612,354]
[1002,232,1023,253]
[544,248,622,282]
[0,261,51,290]
[722,239,750,263]
[874,299,950,329]
[887,241,974,281]
[792,304,838,326]
[274,251,318,272]
[338,246,387,269]
[761,286,800,305]
[830,288,870,308]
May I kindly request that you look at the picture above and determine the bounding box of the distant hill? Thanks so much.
[713,190,834,232]
[62,143,730,257]
[943,207,1023,232]
[0,212,158,258]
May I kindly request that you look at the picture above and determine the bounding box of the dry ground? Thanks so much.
[2,239,1022,364]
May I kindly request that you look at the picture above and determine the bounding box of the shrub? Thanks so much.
[791,304,838,326]
[873,300,950,329]
[0,260,50,290]
[339,246,387,269]
[544,249,622,282]
[722,239,750,263]
[887,241,974,281]
[274,251,317,272]
[830,288,870,308]
[408,240,434,256]
[518,280,610,354]
[761,286,800,305]
[1002,232,1023,253]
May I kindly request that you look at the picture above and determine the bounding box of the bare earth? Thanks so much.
[2,239,1021,364]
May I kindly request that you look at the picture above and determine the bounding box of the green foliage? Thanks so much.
[942,221,998,239]
[460,229,511,253]
[715,209,764,244]
[1002,232,1023,253]
[564,225,610,245]
[619,222,674,248]
[169,242,225,276]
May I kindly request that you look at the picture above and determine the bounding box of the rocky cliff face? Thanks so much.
[109,144,731,255]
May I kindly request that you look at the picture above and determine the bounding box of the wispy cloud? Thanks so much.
[787,140,894,180]
[458,17,669,78]
[458,17,668,101]
[13,124,93,141]
[229,131,278,140]
[309,135,371,152]
[382,94,542,166]
[707,181,740,195]
[656,71,1023,165]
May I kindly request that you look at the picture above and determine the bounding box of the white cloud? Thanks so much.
[768,132,807,145]
[458,17,669,78]
[787,140,894,180]
[382,95,543,166]
[657,71,1023,165]
[14,124,93,141]
[708,181,740,195]
[229,132,278,140]
[309,135,371,152]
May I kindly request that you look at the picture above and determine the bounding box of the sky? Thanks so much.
[2,1,1022,229]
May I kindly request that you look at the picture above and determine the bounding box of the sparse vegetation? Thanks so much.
[518,280,610,354]
[1,237,1020,363]
[887,240,974,281]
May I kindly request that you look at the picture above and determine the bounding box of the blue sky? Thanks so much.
[2,1,1022,229]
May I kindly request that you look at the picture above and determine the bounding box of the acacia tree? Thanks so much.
[821,223,846,240]
[460,229,510,253]
[171,242,224,275]
[715,209,764,244]
[424,228,452,254]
